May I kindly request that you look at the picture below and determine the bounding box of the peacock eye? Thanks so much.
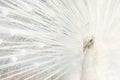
[89,39,93,42]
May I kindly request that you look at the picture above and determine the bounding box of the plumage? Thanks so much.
[0,0,120,80]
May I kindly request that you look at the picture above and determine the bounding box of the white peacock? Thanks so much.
[0,0,120,80]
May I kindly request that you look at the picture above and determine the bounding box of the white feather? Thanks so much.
[0,0,120,80]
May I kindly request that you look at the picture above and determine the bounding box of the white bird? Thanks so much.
[0,0,120,80]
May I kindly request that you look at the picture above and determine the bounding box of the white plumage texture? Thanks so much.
[0,0,120,80]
